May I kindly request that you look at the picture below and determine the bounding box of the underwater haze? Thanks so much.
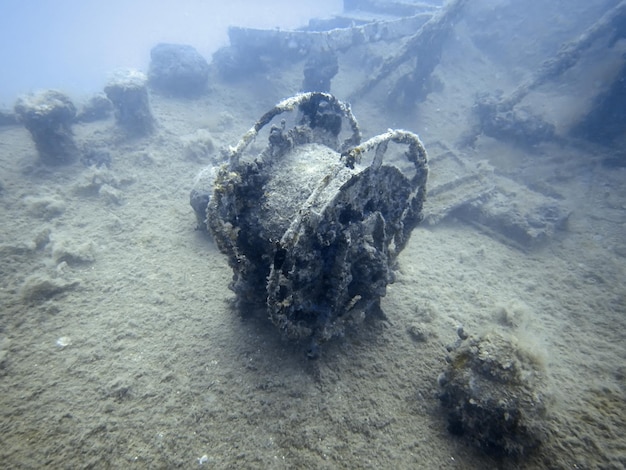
[0,0,341,105]
[1,0,625,468]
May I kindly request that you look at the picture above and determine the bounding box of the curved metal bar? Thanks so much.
[228,92,361,168]
[341,128,428,184]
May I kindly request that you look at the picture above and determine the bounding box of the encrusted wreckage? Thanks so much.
[439,331,549,457]
[213,0,464,108]
[205,0,571,250]
[468,0,626,147]
[14,90,79,165]
[191,92,428,356]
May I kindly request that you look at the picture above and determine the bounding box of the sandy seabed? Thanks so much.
[1,24,626,470]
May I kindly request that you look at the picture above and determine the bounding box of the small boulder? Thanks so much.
[148,43,209,97]
[75,93,113,122]
[438,331,548,458]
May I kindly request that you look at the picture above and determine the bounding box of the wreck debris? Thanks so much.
[226,13,432,57]
[498,0,626,113]
[350,0,468,105]
[469,91,556,147]
[14,90,79,165]
[343,0,441,17]
[571,2,626,148]
[471,0,626,145]
[423,141,570,249]
[104,69,154,136]
[212,10,434,80]
[192,92,428,355]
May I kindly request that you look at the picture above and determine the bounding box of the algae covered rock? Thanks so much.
[148,43,209,97]
[438,331,549,457]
